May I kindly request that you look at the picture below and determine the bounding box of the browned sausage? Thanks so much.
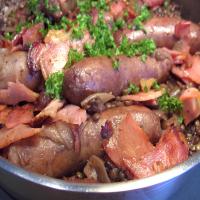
[0,50,41,90]
[114,17,200,54]
[63,49,172,105]
[6,105,161,177]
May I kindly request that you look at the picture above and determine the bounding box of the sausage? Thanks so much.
[114,17,200,54]
[0,49,41,90]
[63,49,172,105]
[6,105,161,177]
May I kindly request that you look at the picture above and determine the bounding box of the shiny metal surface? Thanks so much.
[0,151,199,200]
[0,0,200,200]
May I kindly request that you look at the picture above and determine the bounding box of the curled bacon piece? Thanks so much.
[124,128,189,178]
[56,105,87,125]
[28,30,93,79]
[110,0,127,19]
[16,23,44,48]
[0,82,39,105]
[172,56,200,84]
[121,90,164,102]
[143,0,164,8]
[180,88,200,125]
[0,124,41,149]
[103,114,154,169]
[5,104,34,129]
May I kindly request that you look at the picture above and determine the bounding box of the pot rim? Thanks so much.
[0,151,200,193]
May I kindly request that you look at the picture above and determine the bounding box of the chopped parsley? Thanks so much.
[44,0,60,13]
[127,83,140,94]
[112,58,120,70]
[112,18,126,32]
[77,0,108,13]
[133,6,151,31]
[66,49,84,68]
[4,32,14,40]
[119,37,156,58]
[158,92,183,113]
[27,0,40,15]
[85,12,116,57]
[152,80,161,90]
[45,71,64,99]
[178,115,184,125]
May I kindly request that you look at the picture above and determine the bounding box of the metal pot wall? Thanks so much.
[0,0,200,200]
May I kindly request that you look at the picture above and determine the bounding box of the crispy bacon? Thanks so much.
[39,42,69,79]
[5,104,34,129]
[163,47,190,65]
[110,0,126,19]
[121,90,164,102]
[28,40,69,79]
[28,29,94,79]
[22,23,44,47]
[0,124,41,149]
[124,128,189,178]
[0,82,39,105]
[44,30,71,44]
[32,99,64,127]
[175,21,191,40]
[103,114,154,169]
[172,56,200,84]
[12,23,44,48]
[70,30,94,52]
[180,88,200,125]
[0,106,12,125]
[56,105,87,125]
[142,0,164,8]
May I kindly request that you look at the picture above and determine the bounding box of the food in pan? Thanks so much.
[0,0,200,183]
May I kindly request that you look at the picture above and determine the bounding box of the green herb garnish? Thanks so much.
[4,32,14,40]
[158,92,183,113]
[112,18,126,32]
[112,58,120,70]
[133,6,150,31]
[44,0,60,13]
[127,83,140,94]
[66,49,84,68]
[27,0,40,15]
[178,115,184,125]
[45,71,64,99]
[119,37,156,58]
[152,80,161,90]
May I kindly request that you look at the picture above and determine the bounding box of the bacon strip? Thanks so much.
[143,0,164,8]
[5,104,34,129]
[172,56,200,84]
[0,82,39,105]
[103,114,154,169]
[121,90,164,102]
[56,105,87,125]
[0,124,41,149]
[39,42,70,79]
[180,88,200,125]
[12,23,44,48]
[32,99,64,126]
[124,128,189,178]
[0,107,12,124]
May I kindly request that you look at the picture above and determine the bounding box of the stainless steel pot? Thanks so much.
[0,0,200,200]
